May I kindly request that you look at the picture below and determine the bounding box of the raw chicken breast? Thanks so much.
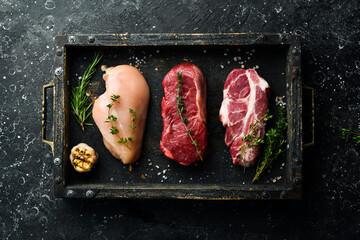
[93,65,150,164]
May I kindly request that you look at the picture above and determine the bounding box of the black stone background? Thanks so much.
[0,0,359,239]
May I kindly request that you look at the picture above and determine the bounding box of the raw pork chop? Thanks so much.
[219,69,270,167]
[93,65,150,164]
[160,62,208,165]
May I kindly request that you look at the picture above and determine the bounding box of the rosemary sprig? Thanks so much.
[105,95,137,149]
[176,72,203,159]
[252,98,287,183]
[71,52,102,131]
[340,127,360,144]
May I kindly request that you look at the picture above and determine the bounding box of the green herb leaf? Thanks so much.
[340,126,360,144]
[110,126,119,135]
[252,103,287,183]
[111,95,120,102]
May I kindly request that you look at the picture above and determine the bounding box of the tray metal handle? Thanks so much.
[303,85,314,148]
[42,80,55,154]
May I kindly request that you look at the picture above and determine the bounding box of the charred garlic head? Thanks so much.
[70,143,98,173]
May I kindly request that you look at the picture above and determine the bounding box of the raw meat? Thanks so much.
[219,69,270,167]
[93,65,150,164]
[160,62,208,165]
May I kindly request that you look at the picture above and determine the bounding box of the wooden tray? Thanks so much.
[42,33,312,199]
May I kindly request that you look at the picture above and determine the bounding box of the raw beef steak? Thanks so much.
[160,62,208,165]
[219,69,270,167]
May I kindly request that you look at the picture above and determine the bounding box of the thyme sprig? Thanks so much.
[71,52,102,131]
[105,95,137,150]
[252,98,287,183]
[239,110,272,164]
[128,108,138,142]
[340,127,360,144]
[176,72,203,160]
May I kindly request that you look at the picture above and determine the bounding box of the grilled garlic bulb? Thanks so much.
[70,143,98,173]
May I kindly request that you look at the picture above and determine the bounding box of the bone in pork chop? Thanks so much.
[219,69,270,167]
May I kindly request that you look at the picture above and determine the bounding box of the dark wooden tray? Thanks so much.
[42,33,310,199]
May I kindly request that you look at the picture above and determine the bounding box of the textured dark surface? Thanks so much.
[0,0,359,239]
